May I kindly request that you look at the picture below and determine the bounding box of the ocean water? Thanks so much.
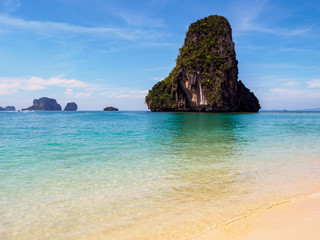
[1,111,320,239]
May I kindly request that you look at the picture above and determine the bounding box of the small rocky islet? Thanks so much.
[0,106,16,111]
[145,15,260,112]
[64,102,78,111]
[22,97,78,111]
[103,106,119,111]
[4,98,119,111]
[22,97,62,111]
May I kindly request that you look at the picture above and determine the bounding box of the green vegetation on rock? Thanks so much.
[145,15,260,112]
[177,15,233,74]
[146,15,235,110]
[146,69,177,109]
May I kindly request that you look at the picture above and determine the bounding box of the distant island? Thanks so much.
[260,108,320,112]
[23,97,62,111]
[146,15,260,112]
[104,107,119,111]
[22,97,78,111]
[0,106,16,111]
[300,108,320,112]
[64,102,78,111]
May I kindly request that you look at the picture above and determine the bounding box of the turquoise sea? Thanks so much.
[1,111,320,239]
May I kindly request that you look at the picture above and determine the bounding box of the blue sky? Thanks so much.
[0,0,319,110]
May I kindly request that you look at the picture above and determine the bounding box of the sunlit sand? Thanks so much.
[196,195,320,240]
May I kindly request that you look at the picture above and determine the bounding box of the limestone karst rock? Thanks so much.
[103,107,119,111]
[0,106,16,111]
[5,106,16,111]
[22,97,62,111]
[146,15,260,112]
[64,102,78,111]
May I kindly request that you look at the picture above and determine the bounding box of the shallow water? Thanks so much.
[1,111,320,239]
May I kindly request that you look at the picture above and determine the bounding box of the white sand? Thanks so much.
[195,195,320,240]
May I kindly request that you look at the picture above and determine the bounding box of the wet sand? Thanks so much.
[195,195,320,240]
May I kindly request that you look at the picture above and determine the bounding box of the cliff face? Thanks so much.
[23,97,62,111]
[145,15,260,112]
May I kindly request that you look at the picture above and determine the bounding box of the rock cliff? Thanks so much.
[145,15,260,112]
[22,97,62,111]
[64,102,78,111]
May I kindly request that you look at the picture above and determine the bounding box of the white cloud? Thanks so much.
[232,0,268,32]
[304,92,320,99]
[270,88,305,96]
[28,76,89,89]
[0,82,20,94]
[117,10,164,28]
[64,88,74,95]
[0,76,91,95]
[286,81,299,87]
[254,26,311,37]
[100,89,148,99]
[307,79,320,88]
[251,63,317,71]
[232,0,311,37]
[253,75,303,88]
[0,14,162,41]
[1,0,21,12]
[280,48,320,55]
[266,80,320,105]
[116,94,145,99]
[75,92,92,98]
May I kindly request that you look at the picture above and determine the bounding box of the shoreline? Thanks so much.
[193,193,320,240]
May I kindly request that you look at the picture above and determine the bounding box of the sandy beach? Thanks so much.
[195,195,320,240]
